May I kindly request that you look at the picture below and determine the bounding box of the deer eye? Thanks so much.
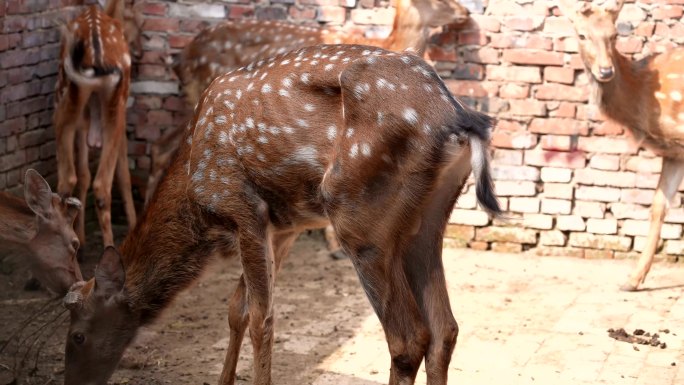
[578,34,587,41]
[72,332,86,345]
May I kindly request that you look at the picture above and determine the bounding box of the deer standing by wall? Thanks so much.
[54,0,140,249]
[62,45,499,385]
[0,170,82,295]
[148,0,470,258]
[560,0,684,291]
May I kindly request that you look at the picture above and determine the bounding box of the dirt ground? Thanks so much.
[1,224,684,385]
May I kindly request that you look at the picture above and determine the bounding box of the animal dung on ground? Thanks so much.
[607,328,667,349]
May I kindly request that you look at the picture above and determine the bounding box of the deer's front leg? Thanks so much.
[116,134,137,230]
[54,95,84,197]
[622,158,684,291]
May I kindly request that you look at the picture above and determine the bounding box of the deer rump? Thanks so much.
[60,25,123,149]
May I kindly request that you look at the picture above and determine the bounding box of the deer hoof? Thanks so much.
[619,282,640,292]
[330,250,349,260]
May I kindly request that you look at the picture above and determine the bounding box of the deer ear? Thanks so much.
[94,246,126,299]
[24,169,54,219]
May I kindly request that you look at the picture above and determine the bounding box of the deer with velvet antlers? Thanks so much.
[54,0,141,250]
[0,170,82,295]
[62,45,499,385]
[560,0,684,291]
[148,0,470,259]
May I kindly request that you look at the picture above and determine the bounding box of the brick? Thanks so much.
[524,213,553,229]
[574,200,607,218]
[625,156,661,173]
[586,218,618,235]
[611,203,649,220]
[492,165,540,181]
[574,169,637,188]
[255,6,288,19]
[616,36,643,54]
[289,6,317,20]
[458,30,488,46]
[469,241,489,250]
[494,181,536,197]
[455,192,477,209]
[652,5,683,20]
[620,189,654,205]
[543,17,576,37]
[491,242,523,253]
[665,208,684,224]
[584,249,615,259]
[448,209,490,226]
[486,65,542,83]
[492,149,523,165]
[536,84,590,102]
[19,129,45,148]
[617,4,648,23]
[508,99,547,117]
[529,118,588,136]
[350,7,394,25]
[544,67,575,84]
[549,102,576,118]
[539,230,566,246]
[476,226,537,244]
[664,240,684,255]
[540,167,572,183]
[541,198,572,214]
[470,15,502,33]
[318,5,346,23]
[169,3,226,18]
[0,150,25,172]
[578,136,639,154]
[635,21,655,37]
[461,47,500,64]
[589,155,620,171]
[509,197,540,213]
[621,219,682,239]
[453,63,484,80]
[499,83,529,99]
[535,246,584,258]
[525,149,586,169]
[543,183,573,200]
[503,16,545,31]
[491,131,538,149]
[553,36,579,52]
[503,49,564,66]
[445,224,474,246]
[444,80,490,98]
[144,18,179,32]
[131,81,179,95]
[557,215,586,231]
[540,135,576,151]
[568,233,632,251]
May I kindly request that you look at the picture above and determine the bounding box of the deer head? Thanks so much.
[560,0,625,82]
[23,169,83,295]
[409,0,470,28]
[104,0,144,58]
[63,247,138,385]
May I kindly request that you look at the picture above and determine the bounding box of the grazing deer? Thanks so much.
[151,0,470,258]
[560,0,684,291]
[54,0,140,249]
[62,45,500,385]
[0,169,82,295]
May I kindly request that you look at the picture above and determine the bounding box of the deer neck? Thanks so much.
[590,47,657,135]
[119,150,218,325]
[385,1,430,55]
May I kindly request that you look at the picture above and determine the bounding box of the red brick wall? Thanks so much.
[1,0,683,259]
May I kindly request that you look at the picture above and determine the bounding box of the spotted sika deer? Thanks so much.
[0,169,82,295]
[560,0,684,291]
[62,45,500,385]
[54,0,138,248]
[151,0,470,258]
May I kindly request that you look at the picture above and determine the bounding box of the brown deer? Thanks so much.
[0,169,82,295]
[62,45,500,385]
[54,0,139,249]
[150,0,470,258]
[560,0,684,291]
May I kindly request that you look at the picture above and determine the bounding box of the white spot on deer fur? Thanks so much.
[366,56,377,64]
[325,64,334,71]
[282,77,293,88]
[236,90,242,99]
[219,131,228,144]
[353,83,370,99]
[403,108,418,124]
[377,112,384,124]
[423,124,432,133]
[296,119,309,128]
[258,136,268,144]
[350,143,359,158]
[283,126,294,134]
[281,59,291,65]
[655,92,667,100]
[362,50,371,56]
[301,73,310,84]
[257,153,266,162]
[361,143,371,157]
[246,118,254,128]
[215,116,227,125]
[376,78,396,91]
[304,104,315,112]
[346,128,354,138]
[310,60,319,66]
[327,125,336,141]
[247,82,254,91]
[223,101,235,110]
[279,89,290,97]
[293,146,318,166]
[261,84,272,93]
[671,91,682,102]
[401,55,411,64]
[260,73,268,81]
